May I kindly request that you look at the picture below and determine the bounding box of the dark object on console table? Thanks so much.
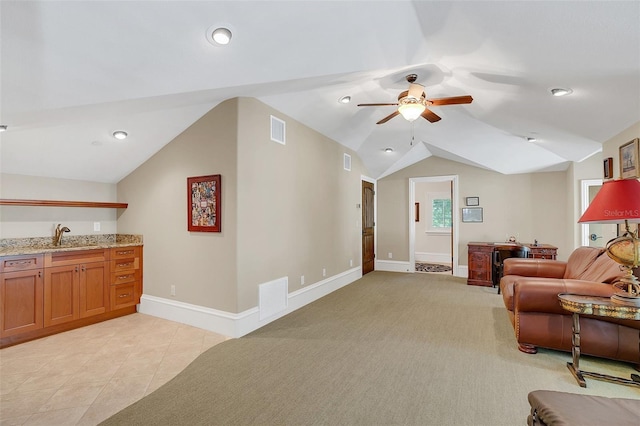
[467,242,557,286]
[500,246,639,364]
[527,390,640,426]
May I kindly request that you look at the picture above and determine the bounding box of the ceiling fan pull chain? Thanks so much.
[410,122,415,146]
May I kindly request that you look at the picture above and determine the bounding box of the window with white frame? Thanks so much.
[427,192,452,233]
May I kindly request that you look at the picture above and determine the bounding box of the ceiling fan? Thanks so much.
[357,74,473,125]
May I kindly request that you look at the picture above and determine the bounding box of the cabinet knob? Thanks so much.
[118,293,130,298]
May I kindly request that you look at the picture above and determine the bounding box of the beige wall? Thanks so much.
[0,173,118,238]
[116,97,366,313]
[602,121,640,179]
[377,156,571,263]
[116,99,240,312]
[235,98,365,311]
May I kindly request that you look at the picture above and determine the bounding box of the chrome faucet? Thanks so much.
[54,224,71,246]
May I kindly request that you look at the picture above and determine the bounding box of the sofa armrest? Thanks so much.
[503,258,567,279]
[514,278,615,315]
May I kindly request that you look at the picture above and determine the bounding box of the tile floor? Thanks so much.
[0,313,229,425]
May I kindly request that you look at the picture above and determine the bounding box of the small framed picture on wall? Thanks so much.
[465,196,479,206]
[603,157,613,179]
[619,138,640,179]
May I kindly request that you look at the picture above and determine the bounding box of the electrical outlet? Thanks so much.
[170,285,176,296]
[301,275,305,286]
[388,252,393,259]
[322,268,326,277]
[93,222,101,232]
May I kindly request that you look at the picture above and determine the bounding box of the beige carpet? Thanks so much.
[101,272,639,425]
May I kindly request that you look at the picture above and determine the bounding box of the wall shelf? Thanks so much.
[0,199,128,208]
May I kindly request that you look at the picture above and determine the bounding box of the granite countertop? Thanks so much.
[0,234,143,256]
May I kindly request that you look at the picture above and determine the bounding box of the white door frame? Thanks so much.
[580,179,602,247]
[409,175,459,276]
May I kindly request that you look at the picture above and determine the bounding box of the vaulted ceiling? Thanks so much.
[1,1,639,183]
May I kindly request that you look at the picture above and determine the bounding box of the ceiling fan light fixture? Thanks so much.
[398,103,425,122]
[113,130,128,140]
[550,88,573,97]
[338,96,351,104]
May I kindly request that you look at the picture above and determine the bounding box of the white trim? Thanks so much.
[580,179,602,247]
[409,176,459,276]
[456,265,468,278]
[375,259,412,273]
[138,267,361,338]
[414,252,451,263]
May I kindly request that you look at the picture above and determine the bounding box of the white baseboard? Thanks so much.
[414,252,451,263]
[375,259,412,272]
[456,265,468,278]
[139,267,362,338]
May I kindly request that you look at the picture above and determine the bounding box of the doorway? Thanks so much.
[581,179,617,247]
[409,176,459,276]
[362,179,375,275]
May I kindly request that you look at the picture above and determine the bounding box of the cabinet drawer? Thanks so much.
[110,246,140,260]
[110,282,138,310]
[111,270,140,285]
[110,258,140,273]
[0,254,44,273]
[46,249,109,267]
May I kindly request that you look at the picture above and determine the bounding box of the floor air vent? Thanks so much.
[270,115,286,145]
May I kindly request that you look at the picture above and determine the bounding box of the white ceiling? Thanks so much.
[1,1,639,183]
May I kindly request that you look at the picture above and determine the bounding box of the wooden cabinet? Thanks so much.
[0,245,142,348]
[467,242,557,286]
[0,254,44,337]
[109,246,142,310]
[467,244,494,286]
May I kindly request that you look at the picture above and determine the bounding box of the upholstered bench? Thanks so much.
[527,390,640,425]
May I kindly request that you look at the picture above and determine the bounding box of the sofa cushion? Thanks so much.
[577,251,626,283]
[563,246,603,279]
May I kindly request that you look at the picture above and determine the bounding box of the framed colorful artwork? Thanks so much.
[619,138,640,179]
[188,174,221,232]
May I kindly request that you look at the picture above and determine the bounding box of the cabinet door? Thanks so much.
[0,269,43,337]
[80,262,109,318]
[44,265,79,327]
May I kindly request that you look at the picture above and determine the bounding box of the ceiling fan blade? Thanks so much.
[408,83,424,99]
[357,103,399,107]
[421,108,441,123]
[376,110,400,124]
[429,95,473,106]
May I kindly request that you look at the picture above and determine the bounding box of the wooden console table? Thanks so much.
[467,242,557,286]
[558,294,640,388]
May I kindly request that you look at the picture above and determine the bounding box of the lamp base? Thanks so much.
[611,292,640,307]
[611,279,640,306]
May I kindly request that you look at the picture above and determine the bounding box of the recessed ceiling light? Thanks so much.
[526,137,537,143]
[212,27,232,45]
[113,131,128,140]
[384,147,394,153]
[0,125,7,132]
[550,88,573,97]
[338,96,351,104]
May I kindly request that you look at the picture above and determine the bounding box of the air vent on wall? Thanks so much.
[270,115,286,145]
[344,153,351,171]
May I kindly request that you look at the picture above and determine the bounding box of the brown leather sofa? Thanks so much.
[500,246,640,364]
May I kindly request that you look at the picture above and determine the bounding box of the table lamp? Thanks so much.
[578,178,640,306]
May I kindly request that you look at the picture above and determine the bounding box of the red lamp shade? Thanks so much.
[579,179,640,224]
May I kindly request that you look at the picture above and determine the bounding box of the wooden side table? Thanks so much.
[557,293,640,388]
